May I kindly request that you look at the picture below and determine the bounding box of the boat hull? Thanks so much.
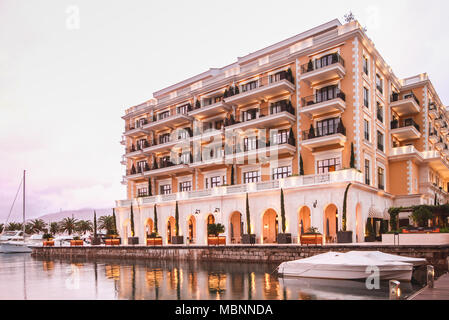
[279,263,413,281]
[0,243,32,254]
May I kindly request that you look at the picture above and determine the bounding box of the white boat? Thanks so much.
[277,251,416,281]
[0,230,25,253]
[1,170,32,254]
[1,241,32,253]
[345,251,427,267]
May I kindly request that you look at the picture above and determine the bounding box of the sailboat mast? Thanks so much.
[22,170,26,234]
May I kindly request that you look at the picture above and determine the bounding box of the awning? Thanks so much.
[368,206,384,219]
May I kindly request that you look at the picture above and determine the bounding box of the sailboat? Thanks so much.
[1,170,32,253]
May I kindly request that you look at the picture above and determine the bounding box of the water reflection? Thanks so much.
[0,254,424,300]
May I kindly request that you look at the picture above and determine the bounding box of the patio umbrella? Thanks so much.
[326,219,330,237]
[300,220,304,234]
[230,222,234,238]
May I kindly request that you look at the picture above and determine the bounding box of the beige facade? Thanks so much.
[116,19,449,245]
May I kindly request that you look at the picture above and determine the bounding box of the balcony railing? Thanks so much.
[391,92,420,106]
[301,89,346,107]
[300,53,345,74]
[117,168,364,206]
[302,122,346,141]
[390,118,420,132]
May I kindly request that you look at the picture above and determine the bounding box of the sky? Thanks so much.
[1,0,448,222]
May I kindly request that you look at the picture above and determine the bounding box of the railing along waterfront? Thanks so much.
[116,169,363,207]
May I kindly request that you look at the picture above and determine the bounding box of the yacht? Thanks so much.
[1,170,32,254]
[277,251,424,281]
[0,230,25,253]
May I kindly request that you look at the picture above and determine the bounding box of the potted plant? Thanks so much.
[207,223,226,245]
[307,59,314,72]
[171,201,184,244]
[147,232,163,246]
[337,183,354,243]
[300,227,323,245]
[71,235,84,246]
[242,193,256,244]
[365,218,375,242]
[410,206,433,228]
[43,233,54,247]
[128,203,139,245]
[277,189,292,244]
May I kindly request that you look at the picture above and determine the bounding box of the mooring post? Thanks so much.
[427,265,435,289]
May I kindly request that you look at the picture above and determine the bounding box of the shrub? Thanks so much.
[305,227,320,235]
[410,206,433,227]
[207,223,225,237]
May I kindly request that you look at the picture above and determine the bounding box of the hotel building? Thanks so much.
[116,19,449,245]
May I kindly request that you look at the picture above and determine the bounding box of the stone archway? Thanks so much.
[167,216,176,244]
[229,211,243,244]
[206,214,215,236]
[262,208,278,244]
[298,206,311,235]
[324,204,338,243]
[122,218,131,244]
[145,218,154,240]
[188,215,196,244]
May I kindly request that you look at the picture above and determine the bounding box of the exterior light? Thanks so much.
[214,208,220,214]
[313,200,317,208]
[389,280,401,300]
[427,265,435,288]
[195,209,200,215]
[264,224,268,229]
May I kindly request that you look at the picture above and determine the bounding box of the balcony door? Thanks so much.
[316,117,340,137]
[316,85,338,103]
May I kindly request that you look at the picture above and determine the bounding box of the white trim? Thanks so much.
[177,175,193,183]
[407,160,412,195]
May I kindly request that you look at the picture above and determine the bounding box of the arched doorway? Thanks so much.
[206,214,215,236]
[355,203,363,243]
[298,206,311,235]
[188,215,196,244]
[145,218,154,240]
[167,216,176,244]
[262,209,278,244]
[229,211,243,244]
[324,204,338,243]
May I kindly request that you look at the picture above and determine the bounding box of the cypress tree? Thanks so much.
[148,178,152,196]
[175,201,179,236]
[280,189,286,233]
[154,204,158,234]
[130,203,135,237]
[342,183,352,231]
[246,193,251,234]
[350,142,355,169]
[299,154,304,176]
[93,210,97,238]
[231,165,235,185]
[112,208,117,235]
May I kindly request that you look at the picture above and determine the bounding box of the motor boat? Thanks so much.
[345,251,426,267]
[1,240,32,253]
[0,230,25,253]
[277,251,419,281]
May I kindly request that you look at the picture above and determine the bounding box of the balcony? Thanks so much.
[225,140,296,162]
[435,116,446,129]
[301,122,347,151]
[143,160,193,178]
[123,122,149,137]
[223,76,295,107]
[390,93,420,116]
[435,137,445,151]
[441,123,449,135]
[124,141,150,159]
[442,144,449,156]
[390,119,421,141]
[190,149,225,168]
[300,53,345,85]
[142,113,193,131]
[189,100,231,119]
[300,90,346,118]
[429,129,439,144]
[428,103,438,119]
[224,102,295,132]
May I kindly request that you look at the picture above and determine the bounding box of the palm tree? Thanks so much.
[60,217,78,235]
[76,220,93,235]
[50,222,59,235]
[29,219,47,234]
[98,216,115,235]
[6,222,23,231]
[0,223,3,233]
